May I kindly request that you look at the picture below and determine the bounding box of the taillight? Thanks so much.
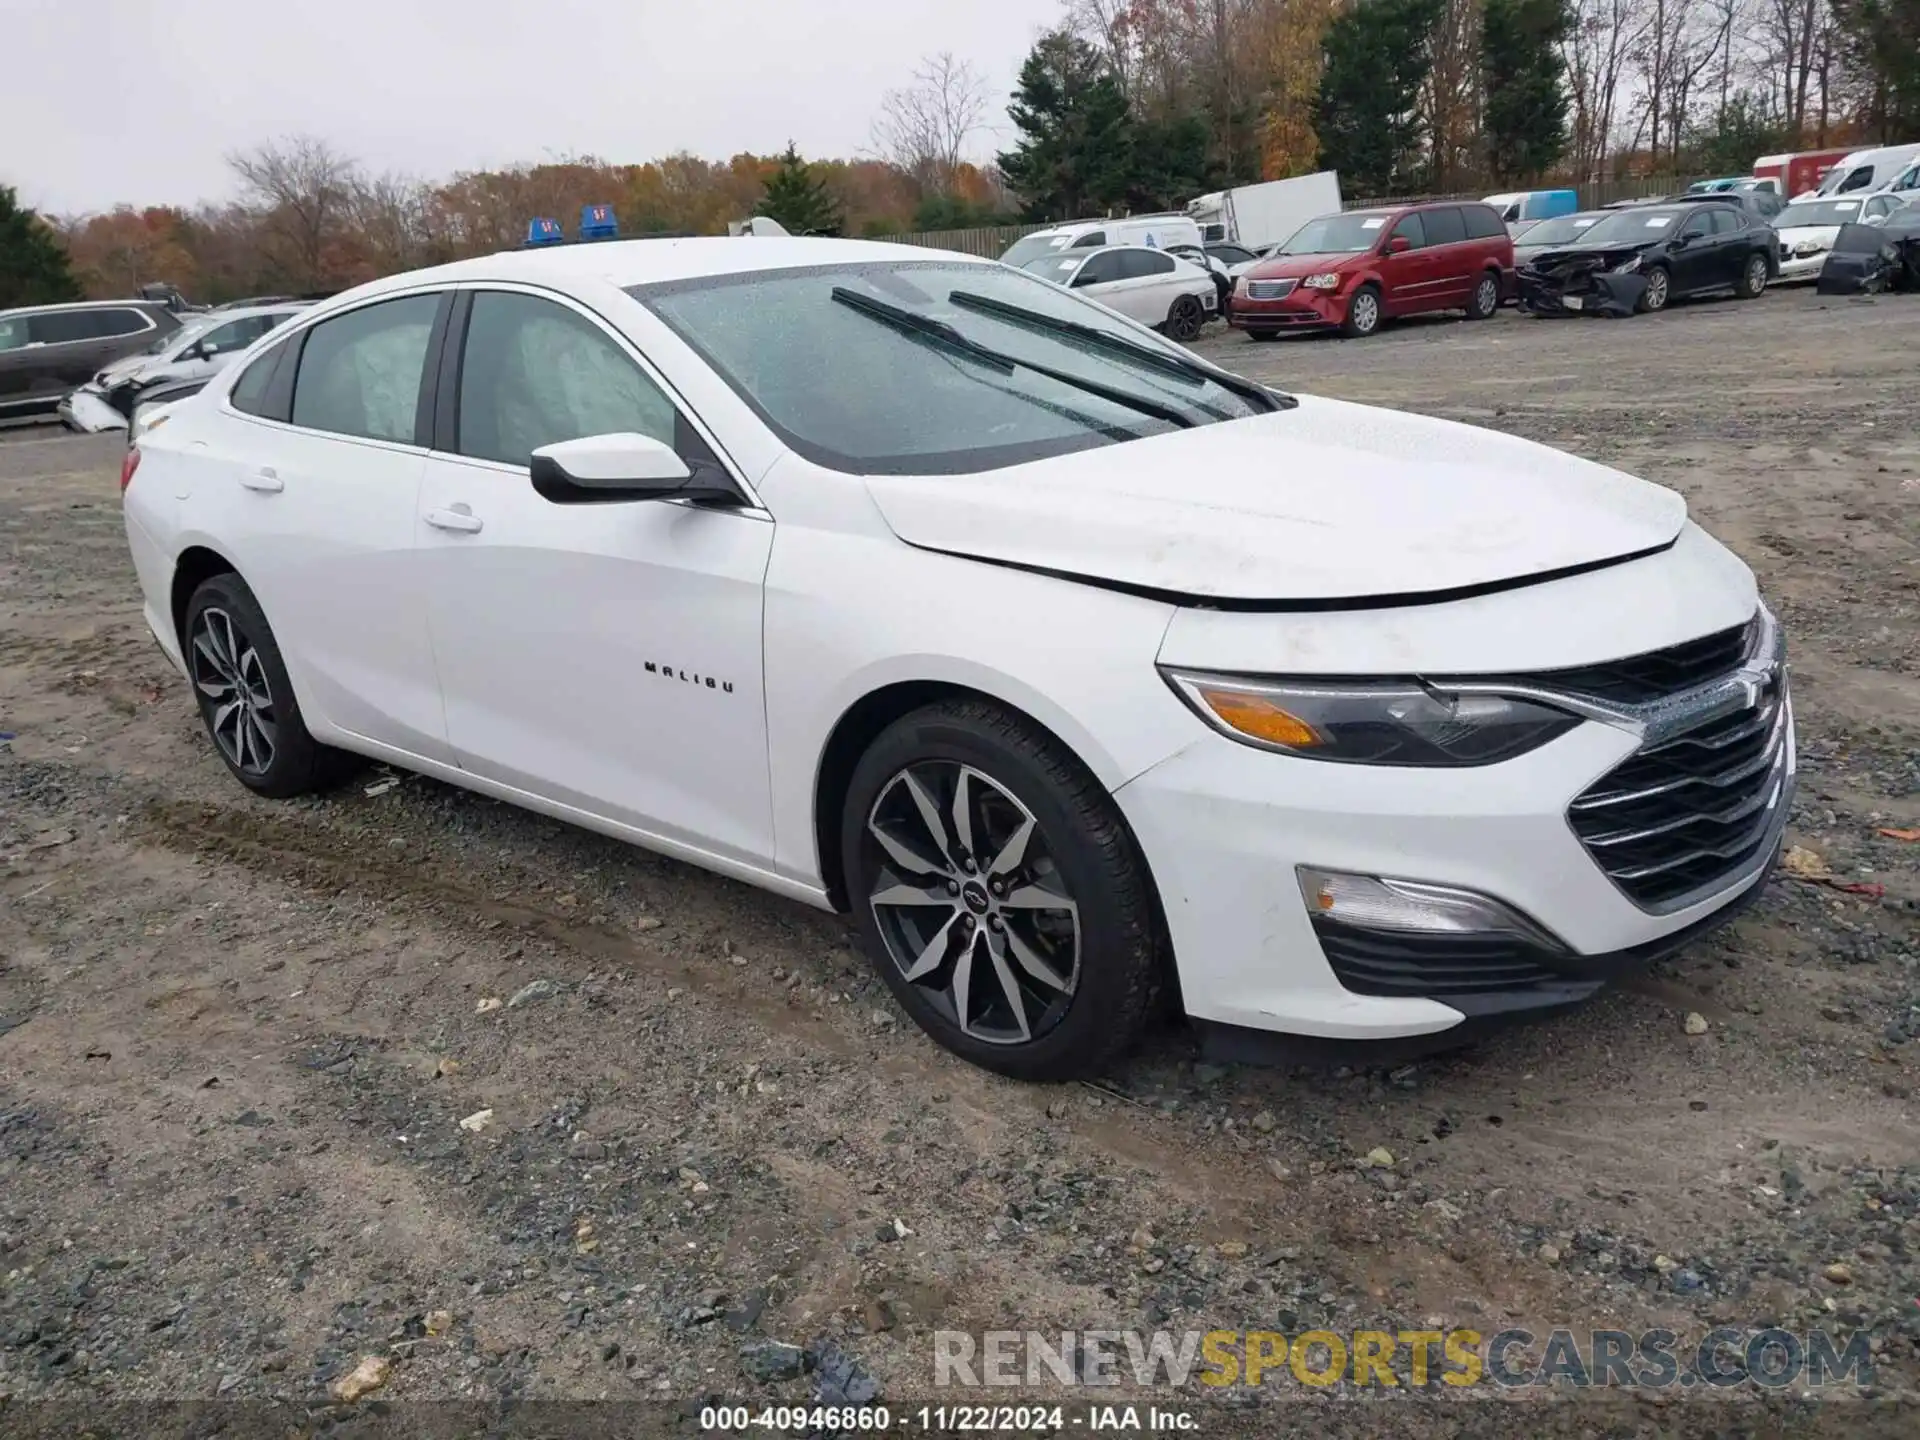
[119,447,141,493]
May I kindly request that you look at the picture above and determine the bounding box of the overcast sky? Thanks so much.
[5,0,1061,217]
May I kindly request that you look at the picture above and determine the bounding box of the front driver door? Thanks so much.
[416,286,776,867]
[1671,210,1717,292]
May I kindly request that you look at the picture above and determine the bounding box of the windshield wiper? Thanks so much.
[829,287,1194,431]
[947,290,1290,411]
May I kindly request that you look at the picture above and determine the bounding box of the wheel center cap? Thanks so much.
[961,881,990,914]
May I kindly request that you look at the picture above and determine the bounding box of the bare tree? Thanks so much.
[871,53,988,195]
[1563,0,1637,179]
[225,135,359,287]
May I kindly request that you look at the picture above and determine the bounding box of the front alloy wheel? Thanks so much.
[1639,265,1671,312]
[841,698,1163,1080]
[1342,287,1381,337]
[1738,253,1769,298]
[865,761,1078,1046]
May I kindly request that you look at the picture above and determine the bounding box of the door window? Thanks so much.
[1680,211,1715,239]
[28,308,152,344]
[289,293,440,444]
[1069,231,1107,249]
[1116,249,1175,279]
[1389,213,1426,249]
[0,315,28,352]
[198,313,283,356]
[455,290,679,467]
[1208,244,1255,265]
[1836,166,1873,193]
[1421,207,1468,246]
[1706,208,1741,235]
[1070,251,1127,287]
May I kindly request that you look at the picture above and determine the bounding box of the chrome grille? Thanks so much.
[1568,672,1791,911]
[1246,279,1297,300]
[1523,619,1755,705]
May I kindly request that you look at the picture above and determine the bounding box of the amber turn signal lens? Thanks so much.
[1195,687,1322,748]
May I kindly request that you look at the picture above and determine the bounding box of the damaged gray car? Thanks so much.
[1516,201,1778,316]
[1815,215,1920,296]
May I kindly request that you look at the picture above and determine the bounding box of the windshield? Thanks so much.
[998,233,1073,269]
[631,261,1272,476]
[1569,207,1693,245]
[1777,199,1865,228]
[144,315,214,357]
[1273,213,1388,255]
[1020,254,1085,284]
[1517,213,1603,247]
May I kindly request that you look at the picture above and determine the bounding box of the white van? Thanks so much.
[1798,143,1920,201]
[998,215,1204,272]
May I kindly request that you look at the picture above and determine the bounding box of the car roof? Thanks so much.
[0,297,173,320]
[331,236,986,309]
[200,303,309,321]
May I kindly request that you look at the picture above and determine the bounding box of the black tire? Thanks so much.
[183,572,352,798]
[1636,264,1671,313]
[1467,271,1500,319]
[1165,293,1205,342]
[840,698,1163,1082]
[1340,284,1382,338]
[1735,251,1769,299]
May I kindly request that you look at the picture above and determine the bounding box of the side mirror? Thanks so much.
[529,432,740,506]
[1386,235,1412,254]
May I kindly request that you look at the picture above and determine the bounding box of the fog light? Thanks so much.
[1296,867,1564,948]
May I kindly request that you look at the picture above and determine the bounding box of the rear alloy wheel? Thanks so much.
[184,573,351,798]
[842,699,1162,1081]
[1467,272,1500,319]
[1736,252,1769,299]
[1341,285,1382,338]
[1637,264,1671,313]
[1164,294,1205,342]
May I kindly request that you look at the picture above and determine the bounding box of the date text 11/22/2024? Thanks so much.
[699,1405,1197,1432]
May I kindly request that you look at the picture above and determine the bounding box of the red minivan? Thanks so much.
[1229,200,1515,339]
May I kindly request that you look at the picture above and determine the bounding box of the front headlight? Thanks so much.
[1300,273,1341,290]
[1160,670,1580,766]
[1610,254,1643,274]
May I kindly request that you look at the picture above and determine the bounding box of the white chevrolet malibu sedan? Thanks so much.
[121,237,1793,1080]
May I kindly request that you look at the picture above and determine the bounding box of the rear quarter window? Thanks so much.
[1461,205,1506,240]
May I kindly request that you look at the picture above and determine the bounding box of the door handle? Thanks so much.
[240,467,283,493]
[424,505,484,534]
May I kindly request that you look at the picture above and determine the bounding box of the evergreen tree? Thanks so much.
[755,144,844,236]
[1313,0,1446,196]
[1832,0,1920,142]
[1127,112,1214,213]
[1482,0,1572,183]
[0,185,82,308]
[996,31,1133,221]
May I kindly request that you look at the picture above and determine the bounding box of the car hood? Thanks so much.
[95,353,156,384]
[1523,241,1653,272]
[1245,252,1367,279]
[1778,224,1843,248]
[862,395,1687,604]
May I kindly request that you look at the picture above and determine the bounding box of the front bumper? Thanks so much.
[1115,628,1794,1049]
[1776,252,1829,284]
[1229,288,1344,331]
[1516,268,1647,316]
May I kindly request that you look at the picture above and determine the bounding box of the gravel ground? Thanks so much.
[1,285,1917,1437]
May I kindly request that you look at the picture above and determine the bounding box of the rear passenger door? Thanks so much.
[1417,206,1472,304]
[199,291,455,761]
[1111,249,1181,324]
